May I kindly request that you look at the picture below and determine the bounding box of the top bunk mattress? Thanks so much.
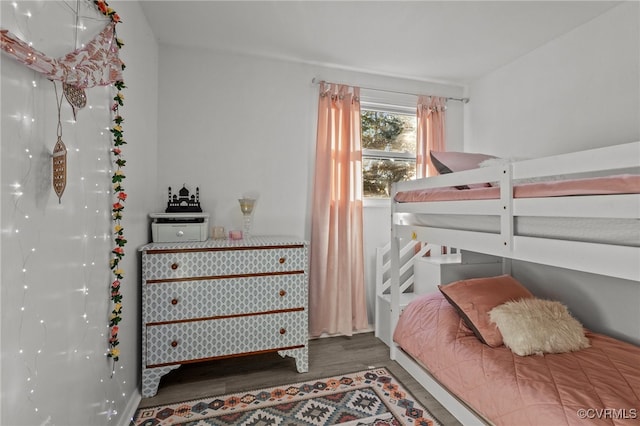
[393,174,640,247]
[394,174,640,203]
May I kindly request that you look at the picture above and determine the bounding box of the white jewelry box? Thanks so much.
[150,212,209,243]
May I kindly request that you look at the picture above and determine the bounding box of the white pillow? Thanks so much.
[478,157,525,168]
[489,298,590,356]
[479,157,522,186]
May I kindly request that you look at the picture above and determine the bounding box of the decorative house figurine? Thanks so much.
[151,185,208,242]
[166,185,202,213]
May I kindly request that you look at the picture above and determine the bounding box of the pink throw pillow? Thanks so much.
[430,151,497,174]
[438,275,534,347]
[430,151,497,189]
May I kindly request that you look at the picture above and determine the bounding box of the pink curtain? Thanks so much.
[416,96,447,178]
[309,82,368,337]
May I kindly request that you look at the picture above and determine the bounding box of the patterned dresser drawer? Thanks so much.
[145,274,306,323]
[140,237,309,398]
[145,310,307,366]
[143,246,306,281]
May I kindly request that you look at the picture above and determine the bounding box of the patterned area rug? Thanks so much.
[132,367,439,426]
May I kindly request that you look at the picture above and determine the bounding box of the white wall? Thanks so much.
[0,1,158,424]
[463,1,640,345]
[156,46,464,325]
[465,1,639,158]
[513,263,640,345]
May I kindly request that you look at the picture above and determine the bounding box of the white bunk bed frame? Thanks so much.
[388,141,640,425]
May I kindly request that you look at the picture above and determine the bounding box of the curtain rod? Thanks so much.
[311,78,470,104]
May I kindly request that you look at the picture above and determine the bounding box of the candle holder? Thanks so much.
[238,198,256,239]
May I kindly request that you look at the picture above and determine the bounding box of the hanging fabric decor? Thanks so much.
[1,0,127,367]
[0,21,123,88]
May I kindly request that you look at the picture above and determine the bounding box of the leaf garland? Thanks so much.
[93,0,126,364]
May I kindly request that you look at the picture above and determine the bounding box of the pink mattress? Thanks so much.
[394,174,640,203]
[393,293,640,425]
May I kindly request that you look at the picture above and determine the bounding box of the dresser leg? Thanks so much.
[142,365,181,398]
[278,347,308,373]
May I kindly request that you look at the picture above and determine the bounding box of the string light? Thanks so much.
[2,1,130,424]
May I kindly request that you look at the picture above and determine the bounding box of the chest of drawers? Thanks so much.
[140,236,309,397]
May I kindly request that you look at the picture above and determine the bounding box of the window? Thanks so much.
[361,107,417,198]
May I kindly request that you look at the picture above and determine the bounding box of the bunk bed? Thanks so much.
[388,141,640,425]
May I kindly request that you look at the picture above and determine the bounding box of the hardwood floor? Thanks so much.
[137,332,461,425]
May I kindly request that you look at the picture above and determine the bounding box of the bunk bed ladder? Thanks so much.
[374,240,438,346]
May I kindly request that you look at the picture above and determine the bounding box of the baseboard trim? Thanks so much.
[119,390,142,426]
[310,326,375,340]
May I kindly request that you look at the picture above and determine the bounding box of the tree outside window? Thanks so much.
[362,110,416,198]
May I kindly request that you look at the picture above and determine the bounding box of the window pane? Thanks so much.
[361,109,417,198]
[361,110,416,154]
[363,157,416,198]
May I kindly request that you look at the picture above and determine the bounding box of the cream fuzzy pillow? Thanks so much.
[489,298,590,356]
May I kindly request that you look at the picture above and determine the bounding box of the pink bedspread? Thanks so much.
[394,174,640,203]
[393,293,640,425]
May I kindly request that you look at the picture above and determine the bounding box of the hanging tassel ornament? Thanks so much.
[52,81,67,203]
[63,83,87,120]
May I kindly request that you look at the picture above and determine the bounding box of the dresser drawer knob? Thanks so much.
[279,257,286,264]
[170,340,178,348]
[171,298,179,305]
[279,289,287,297]
[279,328,287,335]
[171,263,179,270]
